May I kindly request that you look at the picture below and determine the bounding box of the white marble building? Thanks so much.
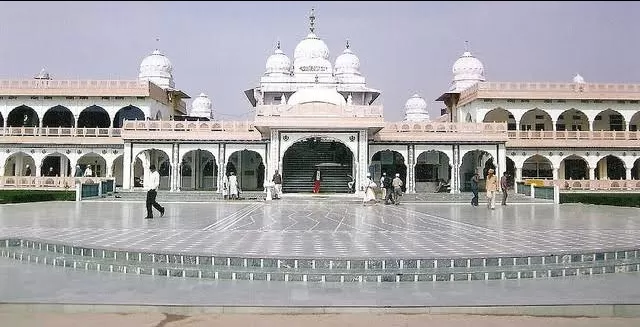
[1,10,639,194]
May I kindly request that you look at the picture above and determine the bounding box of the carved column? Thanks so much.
[515,167,522,182]
[123,142,132,190]
[172,143,180,192]
[626,168,632,180]
[552,168,559,180]
[589,167,596,180]
[269,129,279,183]
[357,130,368,194]
[452,145,460,193]
[407,144,415,194]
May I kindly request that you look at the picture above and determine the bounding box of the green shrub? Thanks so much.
[0,190,75,204]
[560,193,640,208]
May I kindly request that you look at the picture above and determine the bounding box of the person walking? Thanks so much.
[144,164,165,219]
[362,173,377,205]
[485,168,498,210]
[272,169,283,199]
[501,171,509,206]
[383,173,394,205]
[380,172,387,201]
[470,172,479,206]
[228,171,239,199]
[312,169,321,193]
[392,173,403,205]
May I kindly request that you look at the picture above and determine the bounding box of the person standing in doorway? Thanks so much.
[485,168,498,210]
[501,171,509,206]
[380,173,387,201]
[228,171,239,199]
[83,165,93,177]
[144,164,165,219]
[24,165,31,176]
[470,172,479,207]
[313,169,321,193]
[74,165,82,177]
[47,167,55,177]
[272,169,282,199]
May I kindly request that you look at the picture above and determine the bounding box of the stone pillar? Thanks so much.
[15,155,23,176]
[172,143,180,192]
[60,156,68,177]
[190,151,196,190]
[589,167,596,180]
[74,115,79,129]
[407,145,415,194]
[357,130,368,195]
[626,168,632,180]
[0,163,5,177]
[515,120,520,132]
[551,120,557,131]
[452,145,460,194]
[515,167,522,182]
[122,143,132,190]
[552,168,559,180]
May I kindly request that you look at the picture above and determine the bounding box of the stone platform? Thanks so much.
[1,198,639,283]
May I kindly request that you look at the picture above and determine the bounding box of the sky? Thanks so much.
[0,1,639,121]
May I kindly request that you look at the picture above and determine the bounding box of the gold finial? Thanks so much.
[309,8,316,33]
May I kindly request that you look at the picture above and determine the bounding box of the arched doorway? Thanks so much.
[370,150,406,192]
[282,137,353,193]
[78,105,110,128]
[596,155,625,180]
[41,153,72,177]
[520,109,552,131]
[227,150,265,192]
[7,105,39,127]
[181,150,218,190]
[113,105,145,128]
[0,112,4,127]
[112,155,124,186]
[414,150,450,192]
[133,149,171,190]
[76,153,107,177]
[3,152,36,176]
[560,155,588,180]
[483,108,517,130]
[459,150,493,191]
[506,157,515,185]
[632,158,640,179]
[522,155,553,179]
[630,112,640,132]
[594,109,625,131]
[42,105,74,128]
[556,109,589,131]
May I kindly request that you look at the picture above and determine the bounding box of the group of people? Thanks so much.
[470,169,509,210]
[363,172,403,205]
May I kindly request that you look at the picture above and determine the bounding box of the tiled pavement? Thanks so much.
[0,199,639,259]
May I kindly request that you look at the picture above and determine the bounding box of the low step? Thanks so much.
[2,239,639,283]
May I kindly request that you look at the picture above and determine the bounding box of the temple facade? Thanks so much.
[1,10,639,194]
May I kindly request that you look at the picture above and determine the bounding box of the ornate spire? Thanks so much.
[464,40,469,52]
[309,8,316,33]
[276,40,281,50]
[155,37,160,51]
[346,39,350,49]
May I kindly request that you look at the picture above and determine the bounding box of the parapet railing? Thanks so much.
[507,130,640,140]
[0,127,121,137]
[121,120,257,132]
[0,176,113,189]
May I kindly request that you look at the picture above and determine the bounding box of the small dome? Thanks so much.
[139,49,174,88]
[288,86,346,106]
[34,68,51,80]
[573,73,586,84]
[265,42,292,75]
[293,33,332,74]
[450,50,485,92]
[404,94,430,122]
[335,41,360,76]
[190,93,213,119]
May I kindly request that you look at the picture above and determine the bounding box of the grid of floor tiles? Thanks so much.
[0,201,639,258]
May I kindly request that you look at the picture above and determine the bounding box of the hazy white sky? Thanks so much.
[0,1,638,121]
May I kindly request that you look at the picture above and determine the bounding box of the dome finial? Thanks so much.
[464,40,469,52]
[155,37,160,51]
[309,8,316,33]
[276,40,281,50]
[346,39,350,49]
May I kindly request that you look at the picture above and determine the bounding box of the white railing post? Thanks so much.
[553,185,560,204]
[75,181,82,202]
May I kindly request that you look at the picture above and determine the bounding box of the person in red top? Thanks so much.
[313,169,321,193]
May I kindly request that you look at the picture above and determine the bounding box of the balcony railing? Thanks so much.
[542,179,640,191]
[0,176,111,189]
[379,122,508,134]
[508,130,640,140]
[121,120,257,132]
[0,127,122,137]
[0,79,148,90]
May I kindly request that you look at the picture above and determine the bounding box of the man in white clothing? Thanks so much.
[83,165,93,177]
[145,164,165,219]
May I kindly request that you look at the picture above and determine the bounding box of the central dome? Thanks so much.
[293,33,332,74]
[288,86,346,106]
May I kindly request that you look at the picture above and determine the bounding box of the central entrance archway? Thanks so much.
[282,137,353,193]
